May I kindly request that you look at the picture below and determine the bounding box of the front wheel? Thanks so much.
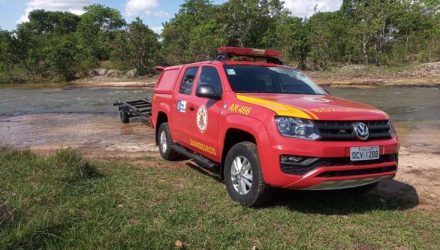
[224,142,270,207]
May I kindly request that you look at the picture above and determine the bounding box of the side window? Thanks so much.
[198,66,222,93]
[156,69,179,91]
[179,67,199,95]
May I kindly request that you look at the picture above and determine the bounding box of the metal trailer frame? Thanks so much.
[114,97,152,125]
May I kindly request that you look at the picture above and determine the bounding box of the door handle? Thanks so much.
[189,106,195,111]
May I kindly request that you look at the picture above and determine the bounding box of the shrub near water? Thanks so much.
[1,147,439,249]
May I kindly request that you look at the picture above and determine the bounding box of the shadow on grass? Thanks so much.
[187,162,223,182]
[266,179,418,214]
[186,162,418,214]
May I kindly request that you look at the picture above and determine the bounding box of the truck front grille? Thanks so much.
[314,120,392,141]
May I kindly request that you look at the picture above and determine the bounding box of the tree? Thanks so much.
[24,10,80,35]
[161,0,226,64]
[43,34,79,80]
[220,0,284,47]
[270,14,310,69]
[12,10,82,80]
[0,30,17,72]
[2,1,439,84]
[77,4,126,66]
[111,18,161,74]
[420,0,440,61]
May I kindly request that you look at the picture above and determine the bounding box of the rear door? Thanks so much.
[184,66,223,160]
[170,66,200,145]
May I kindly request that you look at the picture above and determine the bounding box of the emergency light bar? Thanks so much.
[217,47,282,59]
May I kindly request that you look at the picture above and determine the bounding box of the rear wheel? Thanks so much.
[158,123,180,160]
[120,110,129,123]
[224,142,270,207]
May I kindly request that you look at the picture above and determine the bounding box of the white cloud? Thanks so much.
[125,0,159,16]
[18,0,91,23]
[153,10,170,18]
[151,25,163,34]
[284,0,343,18]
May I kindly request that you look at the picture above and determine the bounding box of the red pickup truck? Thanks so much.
[151,47,399,207]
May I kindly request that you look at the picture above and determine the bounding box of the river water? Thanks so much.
[0,85,439,154]
[1,85,438,120]
[0,86,147,116]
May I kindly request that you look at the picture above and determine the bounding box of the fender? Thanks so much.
[152,94,172,125]
[151,94,173,144]
[220,113,273,181]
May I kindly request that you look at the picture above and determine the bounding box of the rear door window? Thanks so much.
[156,69,180,91]
[179,67,199,95]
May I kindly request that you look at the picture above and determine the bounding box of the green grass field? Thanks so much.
[1,147,439,249]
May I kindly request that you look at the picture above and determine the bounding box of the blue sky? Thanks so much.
[0,0,342,33]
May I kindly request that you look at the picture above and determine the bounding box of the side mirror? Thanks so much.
[196,84,222,100]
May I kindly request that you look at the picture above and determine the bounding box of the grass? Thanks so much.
[1,147,439,249]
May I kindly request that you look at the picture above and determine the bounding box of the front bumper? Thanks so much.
[259,134,399,190]
[303,175,392,190]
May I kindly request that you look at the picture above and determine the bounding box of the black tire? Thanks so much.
[157,123,180,161]
[120,110,129,123]
[224,142,271,207]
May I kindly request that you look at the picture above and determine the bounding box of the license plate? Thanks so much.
[350,146,380,161]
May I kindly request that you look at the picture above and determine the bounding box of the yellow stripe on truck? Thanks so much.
[236,94,318,120]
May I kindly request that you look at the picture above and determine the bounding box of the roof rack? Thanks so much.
[215,47,284,65]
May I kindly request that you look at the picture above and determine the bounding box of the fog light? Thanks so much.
[281,155,304,163]
[280,155,320,167]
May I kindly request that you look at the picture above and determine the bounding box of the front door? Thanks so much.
[185,66,223,161]
[170,66,200,145]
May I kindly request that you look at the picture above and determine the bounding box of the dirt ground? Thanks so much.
[0,113,439,210]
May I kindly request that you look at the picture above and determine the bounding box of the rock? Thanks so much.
[88,68,108,77]
[105,70,123,78]
[125,69,138,78]
[74,71,86,79]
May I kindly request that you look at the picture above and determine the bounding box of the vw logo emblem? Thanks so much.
[352,122,369,140]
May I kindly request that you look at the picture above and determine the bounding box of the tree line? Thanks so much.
[0,0,439,83]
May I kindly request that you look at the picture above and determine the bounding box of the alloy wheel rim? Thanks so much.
[160,131,167,153]
[230,155,253,195]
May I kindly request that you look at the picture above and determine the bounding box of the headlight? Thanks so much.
[389,120,397,138]
[275,117,321,140]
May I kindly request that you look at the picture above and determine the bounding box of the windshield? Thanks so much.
[223,65,325,95]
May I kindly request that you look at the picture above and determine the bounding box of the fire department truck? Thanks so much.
[117,47,399,207]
